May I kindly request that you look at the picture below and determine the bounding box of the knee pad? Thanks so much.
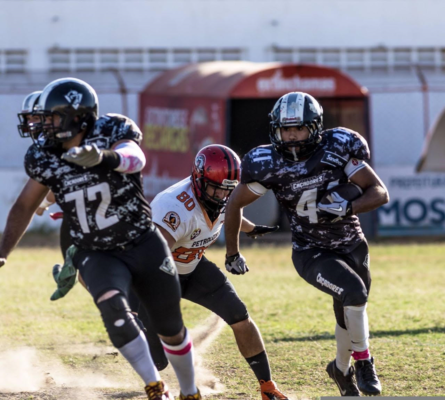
[97,294,141,348]
[343,286,368,307]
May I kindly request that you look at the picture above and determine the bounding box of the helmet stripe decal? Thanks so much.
[219,146,233,181]
[229,150,239,180]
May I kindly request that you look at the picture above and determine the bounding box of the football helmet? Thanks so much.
[191,144,240,218]
[17,91,42,138]
[269,92,323,160]
[34,78,98,147]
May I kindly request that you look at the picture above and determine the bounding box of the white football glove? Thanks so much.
[62,143,103,168]
[317,192,353,222]
[225,252,249,275]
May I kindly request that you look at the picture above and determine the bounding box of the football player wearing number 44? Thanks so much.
[224,92,390,397]
[0,77,200,400]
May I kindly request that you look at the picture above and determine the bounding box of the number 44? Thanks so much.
[296,181,340,224]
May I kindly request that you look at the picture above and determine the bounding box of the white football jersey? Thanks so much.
[151,177,225,274]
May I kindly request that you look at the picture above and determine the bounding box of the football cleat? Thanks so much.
[179,388,202,399]
[354,357,382,396]
[144,381,174,400]
[259,380,289,400]
[326,360,360,397]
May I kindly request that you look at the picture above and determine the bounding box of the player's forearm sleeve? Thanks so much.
[114,141,146,174]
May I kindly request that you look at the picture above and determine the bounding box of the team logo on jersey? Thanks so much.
[190,228,201,240]
[64,90,83,110]
[321,151,347,168]
[363,254,370,269]
[163,211,181,231]
[63,174,92,187]
[292,173,325,191]
[195,154,206,173]
[159,257,176,276]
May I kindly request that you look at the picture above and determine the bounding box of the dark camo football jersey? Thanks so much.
[241,127,370,253]
[25,113,152,250]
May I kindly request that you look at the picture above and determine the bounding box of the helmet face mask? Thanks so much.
[269,92,323,161]
[17,91,42,139]
[191,145,241,218]
[33,78,98,148]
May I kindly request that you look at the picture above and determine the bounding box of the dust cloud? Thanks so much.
[0,313,226,399]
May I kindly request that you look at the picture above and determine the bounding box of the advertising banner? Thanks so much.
[139,96,226,199]
[376,166,445,236]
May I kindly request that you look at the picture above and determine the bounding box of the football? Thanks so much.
[319,182,363,207]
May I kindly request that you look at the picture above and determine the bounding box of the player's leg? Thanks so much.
[182,256,288,400]
[138,304,169,371]
[129,227,200,399]
[59,216,71,261]
[344,241,381,396]
[292,248,364,396]
[74,249,169,399]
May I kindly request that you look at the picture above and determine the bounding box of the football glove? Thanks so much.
[62,143,103,168]
[51,245,78,301]
[245,225,280,239]
[317,192,353,222]
[225,252,249,275]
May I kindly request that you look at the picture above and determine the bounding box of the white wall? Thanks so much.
[1,0,444,234]
[1,0,444,67]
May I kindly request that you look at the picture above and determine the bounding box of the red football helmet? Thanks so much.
[191,144,241,216]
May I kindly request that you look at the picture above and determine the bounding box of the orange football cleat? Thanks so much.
[259,380,289,400]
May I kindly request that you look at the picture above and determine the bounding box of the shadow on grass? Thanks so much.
[273,326,445,342]
[106,391,143,399]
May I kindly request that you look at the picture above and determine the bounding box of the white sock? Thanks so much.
[344,304,370,353]
[118,332,161,384]
[162,329,197,396]
[335,323,352,376]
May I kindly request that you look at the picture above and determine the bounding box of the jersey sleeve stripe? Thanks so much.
[344,159,367,178]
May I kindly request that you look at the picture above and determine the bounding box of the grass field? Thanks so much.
[1,243,445,399]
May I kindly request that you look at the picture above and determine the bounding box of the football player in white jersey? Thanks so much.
[138,144,289,400]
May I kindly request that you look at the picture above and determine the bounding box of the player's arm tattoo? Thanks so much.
[349,164,389,214]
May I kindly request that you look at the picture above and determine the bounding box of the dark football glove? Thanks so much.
[51,245,78,301]
[62,143,103,168]
[225,252,249,275]
[245,225,280,239]
[317,192,353,222]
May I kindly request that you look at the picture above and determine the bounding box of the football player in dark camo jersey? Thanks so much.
[0,78,200,400]
[224,92,389,397]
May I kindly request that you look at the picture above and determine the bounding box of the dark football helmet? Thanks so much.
[269,92,323,160]
[34,78,98,147]
[191,144,241,218]
[17,91,42,138]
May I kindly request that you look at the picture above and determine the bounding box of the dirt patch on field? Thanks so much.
[0,314,226,399]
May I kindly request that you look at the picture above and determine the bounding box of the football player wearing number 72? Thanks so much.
[138,144,289,400]
[0,77,200,400]
[224,92,389,397]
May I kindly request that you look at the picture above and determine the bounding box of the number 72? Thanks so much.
[64,182,119,233]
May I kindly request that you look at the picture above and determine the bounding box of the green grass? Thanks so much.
[1,244,445,398]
